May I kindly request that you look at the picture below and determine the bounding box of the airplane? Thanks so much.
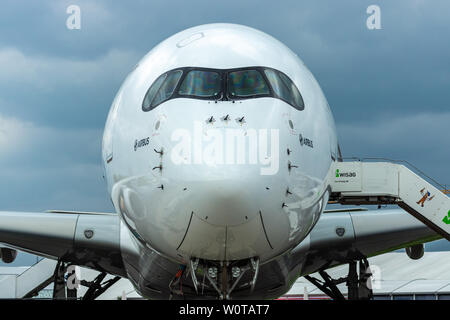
[0,23,447,300]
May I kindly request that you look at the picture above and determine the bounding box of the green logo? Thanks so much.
[336,169,340,177]
[443,210,450,225]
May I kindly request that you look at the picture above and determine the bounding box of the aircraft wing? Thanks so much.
[0,211,126,277]
[291,208,441,275]
[0,208,440,284]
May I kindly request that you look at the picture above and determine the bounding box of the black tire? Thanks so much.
[1,248,17,264]
[405,244,424,260]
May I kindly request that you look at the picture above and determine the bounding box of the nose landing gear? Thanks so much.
[181,257,260,300]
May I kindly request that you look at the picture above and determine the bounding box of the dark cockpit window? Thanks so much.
[227,69,270,98]
[142,70,182,111]
[142,73,166,110]
[142,66,305,111]
[178,70,221,97]
[264,69,304,110]
[153,70,183,106]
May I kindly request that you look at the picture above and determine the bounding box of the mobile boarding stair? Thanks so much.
[305,159,450,300]
[0,258,57,299]
[329,159,450,240]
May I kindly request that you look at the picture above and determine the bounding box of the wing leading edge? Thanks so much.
[291,208,441,276]
[0,211,126,277]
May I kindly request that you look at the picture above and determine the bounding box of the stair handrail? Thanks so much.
[341,157,448,193]
[17,257,48,277]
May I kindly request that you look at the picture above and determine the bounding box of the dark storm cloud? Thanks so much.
[1,0,449,127]
[0,1,449,264]
[337,112,450,187]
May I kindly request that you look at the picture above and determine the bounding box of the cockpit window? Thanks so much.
[142,66,305,111]
[142,73,166,110]
[227,70,270,98]
[142,70,182,110]
[153,70,183,106]
[264,69,304,110]
[178,70,221,97]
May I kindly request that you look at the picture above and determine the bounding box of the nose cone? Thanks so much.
[113,173,289,262]
[174,178,276,261]
[188,180,259,226]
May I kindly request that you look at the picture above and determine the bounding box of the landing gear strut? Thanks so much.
[199,257,259,300]
[168,257,260,300]
[80,272,121,300]
[52,260,77,299]
[304,258,373,300]
[52,259,121,300]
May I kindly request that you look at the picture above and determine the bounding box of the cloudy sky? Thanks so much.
[0,0,449,264]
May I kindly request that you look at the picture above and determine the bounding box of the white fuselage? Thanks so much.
[102,24,338,269]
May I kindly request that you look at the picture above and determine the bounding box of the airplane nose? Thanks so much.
[112,174,284,262]
[173,178,276,261]
[187,180,259,226]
